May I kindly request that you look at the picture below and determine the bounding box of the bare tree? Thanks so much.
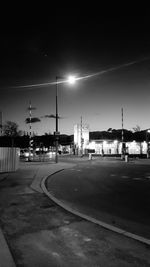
[3,121,22,136]
[132,125,141,132]
[2,121,22,147]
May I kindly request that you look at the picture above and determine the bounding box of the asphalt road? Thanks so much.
[47,158,150,239]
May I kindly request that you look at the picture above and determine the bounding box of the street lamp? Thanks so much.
[67,75,76,84]
[55,75,76,163]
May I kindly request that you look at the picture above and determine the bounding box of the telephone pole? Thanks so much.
[121,107,125,159]
[80,116,83,156]
[0,111,2,136]
[27,101,36,161]
[29,101,32,161]
[55,76,59,163]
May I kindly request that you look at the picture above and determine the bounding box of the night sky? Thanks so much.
[1,12,150,135]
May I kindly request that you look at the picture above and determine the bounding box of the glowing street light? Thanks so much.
[55,75,76,163]
[67,75,76,84]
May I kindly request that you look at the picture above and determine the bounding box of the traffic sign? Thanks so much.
[54,131,60,135]
[29,139,34,146]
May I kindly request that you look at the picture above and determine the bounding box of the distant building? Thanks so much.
[74,123,149,156]
[87,139,147,156]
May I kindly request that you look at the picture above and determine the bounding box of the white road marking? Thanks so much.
[63,220,70,224]
[74,188,78,191]
[121,176,129,178]
[83,237,92,242]
[52,252,60,258]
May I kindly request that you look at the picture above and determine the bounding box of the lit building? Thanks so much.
[87,140,121,155]
[74,123,89,154]
[86,139,148,156]
[73,124,149,156]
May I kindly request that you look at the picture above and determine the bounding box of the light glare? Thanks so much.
[68,76,76,84]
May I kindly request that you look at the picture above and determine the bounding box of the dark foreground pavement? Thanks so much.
[0,157,150,266]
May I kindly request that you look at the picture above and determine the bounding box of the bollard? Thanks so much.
[89,153,92,160]
[125,154,129,162]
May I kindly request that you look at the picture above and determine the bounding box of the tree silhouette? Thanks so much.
[3,121,22,136]
[132,125,141,132]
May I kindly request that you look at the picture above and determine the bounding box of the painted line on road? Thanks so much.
[41,174,150,247]
[67,168,82,172]
[74,188,79,192]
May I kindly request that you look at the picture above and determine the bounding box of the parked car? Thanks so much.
[20,149,33,158]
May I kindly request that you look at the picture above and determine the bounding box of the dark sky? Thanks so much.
[1,12,150,135]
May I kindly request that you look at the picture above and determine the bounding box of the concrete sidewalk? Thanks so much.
[0,161,75,267]
[0,159,150,266]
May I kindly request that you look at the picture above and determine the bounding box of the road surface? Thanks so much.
[47,158,150,239]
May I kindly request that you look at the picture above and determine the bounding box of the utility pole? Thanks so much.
[0,111,2,136]
[80,116,83,156]
[29,101,32,161]
[121,107,125,159]
[26,101,37,161]
[55,76,59,163]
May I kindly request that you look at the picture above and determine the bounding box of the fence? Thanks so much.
[0,147,19,172]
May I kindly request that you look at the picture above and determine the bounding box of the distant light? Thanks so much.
[91,141,95,145]
[67,75,76,84]
[103,141,107,145]
[147,129,150,133]
[90,141,95,149]
[131,140,136,147]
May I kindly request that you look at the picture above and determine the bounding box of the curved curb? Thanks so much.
[30,162,76,193]
[41,173,150,247]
